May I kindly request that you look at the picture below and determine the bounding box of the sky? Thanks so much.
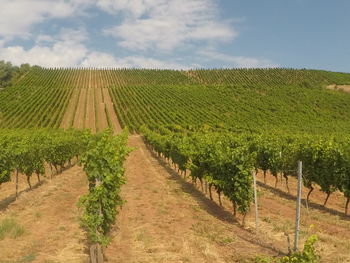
[0,0,349,71]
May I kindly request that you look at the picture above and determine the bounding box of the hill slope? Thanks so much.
[0,68,350,134]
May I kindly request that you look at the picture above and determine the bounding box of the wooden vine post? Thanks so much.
[252,170,259,232]
[90,243,103,263]
[15,169,19,199]
[294,161,302,252]
[90,178,104,263]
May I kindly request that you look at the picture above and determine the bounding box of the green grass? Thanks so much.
[191,221,235,245]
[19,254,36,263]
[0,217,25,240]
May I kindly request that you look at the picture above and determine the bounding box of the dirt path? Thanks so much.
[73,89,87,129]
[185,70,205,85]
[85,88,96,133]
[95,88,109,132]
[0,166,88,263]
[105,135,281,263]
[326,84,350,93]
[61,86,120,133]
[102,88,122,134]
[60,88,80,129]
[60,69,123,133]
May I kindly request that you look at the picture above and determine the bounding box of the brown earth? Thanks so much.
[0,165,88,263]
[60,87,109,133]
[252,173,350,263]
[60,69,122,133]
[60,88,80,129]
[326,84,350,93]
[185,71,204,85]
[73,88,87,129]
[85,88,96,133]
[95,88,109,132]
[91,70,98,89]
[102,88,122,134]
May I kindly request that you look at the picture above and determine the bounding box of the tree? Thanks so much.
[0,60,33,89]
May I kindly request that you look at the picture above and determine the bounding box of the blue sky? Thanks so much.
[0,0,349,71]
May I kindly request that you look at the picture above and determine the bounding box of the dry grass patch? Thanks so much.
[0,217,25,240]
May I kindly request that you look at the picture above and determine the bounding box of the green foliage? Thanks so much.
[255,235,320,263]
[78,129,131,246]
[0,67,74,128]
[0,142,12,184]
[0,67,348,260]
[0,129,90,187]
[107,68,350,134]
[280,235,320,263]
[142,126,350,216]
[0,60,32,89]
[142,128,255,215]
[1,68,350,132]
[0,128,132,248]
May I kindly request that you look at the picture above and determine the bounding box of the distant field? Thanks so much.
[1,67,350,134]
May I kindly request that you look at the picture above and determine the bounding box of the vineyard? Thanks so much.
[1,68,350,133]
[1,67,350,262]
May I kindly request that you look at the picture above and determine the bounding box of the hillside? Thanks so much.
[1,68,350,262]
[0,68,350,134]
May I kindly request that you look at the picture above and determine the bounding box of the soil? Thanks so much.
[85,88,96,133]
[185,71,204,85]
[73,88,87,129]
[252,172,350,263]
[59,69,123,133]
[326,84,350,93]
[102,88,122,134]
[60,88,80,129]
[95,88,109,132]
[0,165,88,263]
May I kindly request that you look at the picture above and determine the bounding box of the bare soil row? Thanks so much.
[59,73,121,133]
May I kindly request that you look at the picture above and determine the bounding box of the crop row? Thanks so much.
[141,127,350,217]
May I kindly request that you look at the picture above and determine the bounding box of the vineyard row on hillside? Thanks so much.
[0,128,130,262]
[141,127,350,217]
[2,68,350,133]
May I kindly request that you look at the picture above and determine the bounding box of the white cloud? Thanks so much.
[81,52,194,69]
[0,0,93,40]
[114,56,193,69]
[0,44,86,68]
[103,0,236,52]
[80,52,121,68]
[197,49,278,68]
[0,29,88,67]
[96,0,164,17]
[1,30,274,69]
[230,56,278,68]
[0,0,276,69]
[0,27,193,69]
